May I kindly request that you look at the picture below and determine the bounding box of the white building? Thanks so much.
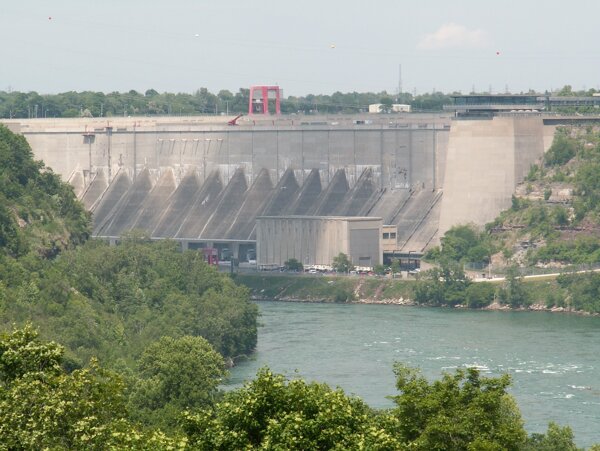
[368,103,411,113]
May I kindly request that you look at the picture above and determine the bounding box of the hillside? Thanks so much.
[416,125,600,313]
[486,125,600,267]
[0,125,90,257]
[0,124,261,433]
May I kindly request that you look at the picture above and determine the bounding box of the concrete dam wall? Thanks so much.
[4,114,551,256]
[438,116,548,233]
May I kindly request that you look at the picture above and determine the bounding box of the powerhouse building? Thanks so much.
[256,216,382,269]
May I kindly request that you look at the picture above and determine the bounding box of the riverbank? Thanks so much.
[235,273,596,315]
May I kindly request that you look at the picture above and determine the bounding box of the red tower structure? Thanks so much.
[248,85,281,115]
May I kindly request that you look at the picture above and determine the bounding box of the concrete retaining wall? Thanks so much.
[438,116,545,235]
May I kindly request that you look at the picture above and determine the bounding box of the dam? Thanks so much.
[2,112,554,263]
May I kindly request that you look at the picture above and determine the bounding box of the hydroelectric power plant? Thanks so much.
[3,100,567,266]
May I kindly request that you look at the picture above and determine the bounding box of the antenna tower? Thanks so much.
[398,64,402,95]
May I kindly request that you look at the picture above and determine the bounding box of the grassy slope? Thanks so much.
[235,274,413,303]
[235,273,575,312]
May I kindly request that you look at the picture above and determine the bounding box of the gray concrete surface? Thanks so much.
[4,114,557,252]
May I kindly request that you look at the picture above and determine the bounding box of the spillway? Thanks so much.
[9,113,554,255]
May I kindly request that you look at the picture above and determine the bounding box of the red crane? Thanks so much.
[227,114,243,126]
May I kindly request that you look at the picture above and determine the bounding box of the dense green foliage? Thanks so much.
[0,238,258,367]
[283,257,303,272]
[556,272,600,312]
[529,236,600,265]
[129,335,226,429]
[183,367,398,450]
[425,224,493,264]
[414,260,471,306]
[414,261,534,309]
[545,130,581,166]
[183,364,535,450]
[0,124,259,439]
[497,266,530,307]
[3,85,596,119]
[0,325,183,450]
[332,252,355,273]
[391,364,527,450]
[465,282,496,308]
[0,125,90,257]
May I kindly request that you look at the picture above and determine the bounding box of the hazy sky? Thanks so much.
[2,0,599,96]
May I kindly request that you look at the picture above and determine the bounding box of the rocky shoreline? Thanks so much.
[251,294,598,316]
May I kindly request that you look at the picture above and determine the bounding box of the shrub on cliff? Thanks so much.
[0,125,90,257]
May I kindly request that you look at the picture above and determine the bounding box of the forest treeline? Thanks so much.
[0,84,595,119]
[0,88,451,118]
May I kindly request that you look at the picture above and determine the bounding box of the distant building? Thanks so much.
[256,216,382,269]
[444,94,600,118]
[368,103,411,113]
[443,94,544,118]
[381,225,398,253]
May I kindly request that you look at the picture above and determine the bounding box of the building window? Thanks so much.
[383,233,390,239]
[390,232,396,239]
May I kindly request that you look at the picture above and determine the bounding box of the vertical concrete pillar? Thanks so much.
[231,242,240,259]
[408,129,413,189]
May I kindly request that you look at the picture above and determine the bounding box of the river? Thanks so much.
[226,301,600,447]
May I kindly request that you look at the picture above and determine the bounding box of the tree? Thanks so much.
[523,422,580,451]
[498,265,528,307]
[283,258,303,272]
[0,325,180,450]
[438,224,492,264]
[545,131,580,166]
[413,260,470,306]
[0,125,90,257]
[465,282,496,308]
[391,363,527,450]
[379,96,394,113]
[373,263,387,276]
[553,205,569,226]
[390,259,402,277]
[129,335,226,428]
[0,323,63,384]
[332,252,354,273]
[182,367,400,450]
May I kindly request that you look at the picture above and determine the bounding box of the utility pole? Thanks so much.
[133,123,137,180]
[398,63,402,95]
[106,126,113,181]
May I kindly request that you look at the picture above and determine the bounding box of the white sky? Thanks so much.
[1,0,599,96]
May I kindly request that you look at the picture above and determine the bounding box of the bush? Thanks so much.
[437,224,492,264]
[545,131,579,166]
[332,253,354,273]
[283,258,303,272]
[465,282,496,308]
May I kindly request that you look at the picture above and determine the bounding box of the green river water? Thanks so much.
[226,301,600,447]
